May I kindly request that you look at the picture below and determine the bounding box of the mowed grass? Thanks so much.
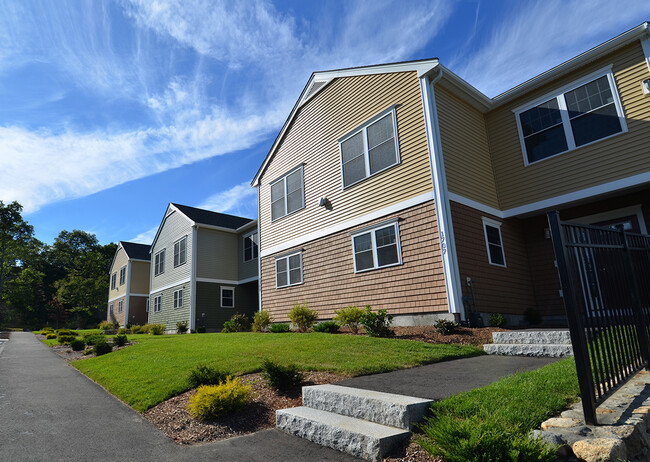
[73,332,483,412]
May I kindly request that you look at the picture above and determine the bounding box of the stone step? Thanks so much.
[484,343,573,357]
[492,330,571,345]
[302,384,432,430]
[276,406,410,462]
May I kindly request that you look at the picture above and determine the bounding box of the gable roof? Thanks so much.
[120,241,151,261]
[171,203,254,229]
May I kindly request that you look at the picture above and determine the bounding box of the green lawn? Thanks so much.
[72,332,483,412]
[35,329,103,347]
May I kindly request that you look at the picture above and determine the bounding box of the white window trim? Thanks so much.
[338,105,401,189]
[111,273,117,290]
[109,303,114,314]
[119,266,126,285]
[154,249,166,276]
[482,217,507,268]
[220,286,235,308]
[145,298,149,313]
[275,250,304,288]
[270,164,305,222]
[118,300,123,313]
[173,288,183,309]
[243,230,259,262]
[350,218,403,273]
[153,295,162,313]
[514,66,627,167]
[173,236,187,268]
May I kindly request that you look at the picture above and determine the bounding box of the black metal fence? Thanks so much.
[547,211,650,425]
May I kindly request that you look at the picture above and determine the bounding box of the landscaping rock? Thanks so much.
[571,438,626,462]
[541,417,581,430]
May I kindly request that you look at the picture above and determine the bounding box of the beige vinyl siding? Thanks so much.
[436,85,499,208]
[108,295,126,326]
[238,229,258,281]
[150,209,193,292]
[486,41,650,210]
[196,228,238,280]
[129,261,150,294]
[148,282,191,329]
[259,71,432,251]
[108,247,128,300]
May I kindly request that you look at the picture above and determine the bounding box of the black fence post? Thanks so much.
[547,210,598,425]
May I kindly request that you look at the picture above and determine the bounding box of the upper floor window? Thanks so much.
[276,251,303,288]
[515,69,626,165]
[111,273,117,290]
[243,231,259,262]
[174,236,187,267]
[154,249,165,276]
[119,266,126,285]
[339,107,400,188]
[271,165,304,221]
[351,219,402,272]
[482,218,506,267]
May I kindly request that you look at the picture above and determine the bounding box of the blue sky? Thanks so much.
[1,0,649,245]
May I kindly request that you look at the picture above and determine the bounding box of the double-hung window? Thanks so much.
[340,107,400,188]
[173,289,183,309]
[174,236,187,267]
[145,298,149,313]
[351,219,402,272]
[109,303,114,314]
[275,251,303,288]
[111,273,117,290]
[270,166,304,221]
[221,286,235,308]
[118,300,123,313]
[154,249,165,276]
[243,232,258,262]
[153,295,162,312]
[516,69,626,165]
[119,266,126,285]
[482,218,506,267]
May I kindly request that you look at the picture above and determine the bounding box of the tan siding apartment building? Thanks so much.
[252,23,650,326]
[107,242,151,327]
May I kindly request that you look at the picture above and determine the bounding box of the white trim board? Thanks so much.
[150,277,191,295]
[129,293,150,298]
[196,276,259,285]
[259,191,434,258]
[572,205,648,234]
[108,294,127,303]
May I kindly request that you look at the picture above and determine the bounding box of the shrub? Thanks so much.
[187,378,251,421]
[196,326,206,333]
[524,308,542,326]
[70,339,85,351]
[117,328,128,335]
[46,333,57,339]
[149,323,165,335]
[98,321,118,331]
[130,325,142,334]
[333,305,365,334]
[112,334,128,347]
[288,302,318,332]
[251,310,272,332]
[176,321,189,334]
[312,321,340,334]
[82,333,106,346]
[57,334,76,344]
[360,306,394,338]
[140,324,151,334]
[489,313,507,328]
[221,313,249,333]
[434,319,458,336]
[93,341,113,356]
[270,323,290,333]
[187,364,229,388]
[41,326,54,334]
[261,358,303,391]
[56,329,77,337]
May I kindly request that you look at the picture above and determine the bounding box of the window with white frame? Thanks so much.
[119,266,126,285]
[482,218,506,267]
[270,165,304,221]
[275,251,303,288]
[243,231,259,262]
[118,300,123,313]
[340,107,400,188]
[145,298,149,313]
[221,286,235,308]
[153,295,162,312]
[516,69,626,165]
[173,289,183,309]
[109,303,114,314]
[111,273,117,290]
[351,219,402,272]
[174,236,187,267]
[154,249,165,276]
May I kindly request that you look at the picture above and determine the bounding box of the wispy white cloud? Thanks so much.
[452,0,650,96]
[131,225,158,244]
[197,182,257,218]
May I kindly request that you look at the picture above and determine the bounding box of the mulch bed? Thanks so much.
[393,325,507,346]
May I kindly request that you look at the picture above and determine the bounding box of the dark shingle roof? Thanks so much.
[120,242,151,260]
[171,203,254,230]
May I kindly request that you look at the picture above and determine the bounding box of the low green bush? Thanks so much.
[130,325,142,334]
[360,306,394,338]
[196,326,207,333]
[288,302,318,332]
[434,319,458,336]
[251,310,272,332]
[70,338,85,351]
[117,328,128,335]
[187,363,228,388]
[176,321,189,334]
[57,334,76,344]
[269,323,290,333]
[333,305,365,334]
[187,378,251,421]
[312,321,340,334]
[98,321,118,331]
[488,313,506,328]
[82,333,106,346]
[94,341,113,356]
[221,313,249,333]
[261,358,303,391]
[112,334,128,347]
[149,323,165,335]
[56,329,78,337]
[41,326,55,334]
[45,333,57,339]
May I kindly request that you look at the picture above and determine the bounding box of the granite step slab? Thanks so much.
[484,343,573,357]
[492,330,571,345]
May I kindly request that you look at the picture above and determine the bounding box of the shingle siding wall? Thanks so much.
[196,228,238,280]
[150,210,193,292]
[260,201,447,322]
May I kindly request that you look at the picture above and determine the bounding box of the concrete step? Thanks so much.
[276,406,410,462]
[484,343,573,357]
[492,330,571,345]
[302,384,432,430]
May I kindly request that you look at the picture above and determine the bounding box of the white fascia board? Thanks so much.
[108,294,127,303]
[128,293,150,298]
[236,220,257,233]
[642,35,650,72]
[437,65,492,112]
[129,258,151,263]
[108,243,123,275]
[150,204,192,252]
[150,277,192,296]
[448,193,504,218]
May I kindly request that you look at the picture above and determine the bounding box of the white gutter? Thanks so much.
[256,186,262,313]
[124,260,131,326]
[420,66,465,320]
[190,225,198,332]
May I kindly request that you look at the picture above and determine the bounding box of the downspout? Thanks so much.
[256,186,262,313]
[124,260,131,326]
[190,225,198,332]
[420,67,465,321]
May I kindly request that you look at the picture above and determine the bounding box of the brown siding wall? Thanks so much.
[451,201,536,315]
[486,41,650,210]
[128,296,148,326]
[259,71,432,252]
[260,201,447,322]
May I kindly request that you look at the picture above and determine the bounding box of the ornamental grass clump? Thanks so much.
[333,305,365,334]
[251,310,272,332]
[187,378,251,421]
[288,302,318,332]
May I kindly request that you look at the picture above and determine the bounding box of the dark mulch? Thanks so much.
[392,325,507,347]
